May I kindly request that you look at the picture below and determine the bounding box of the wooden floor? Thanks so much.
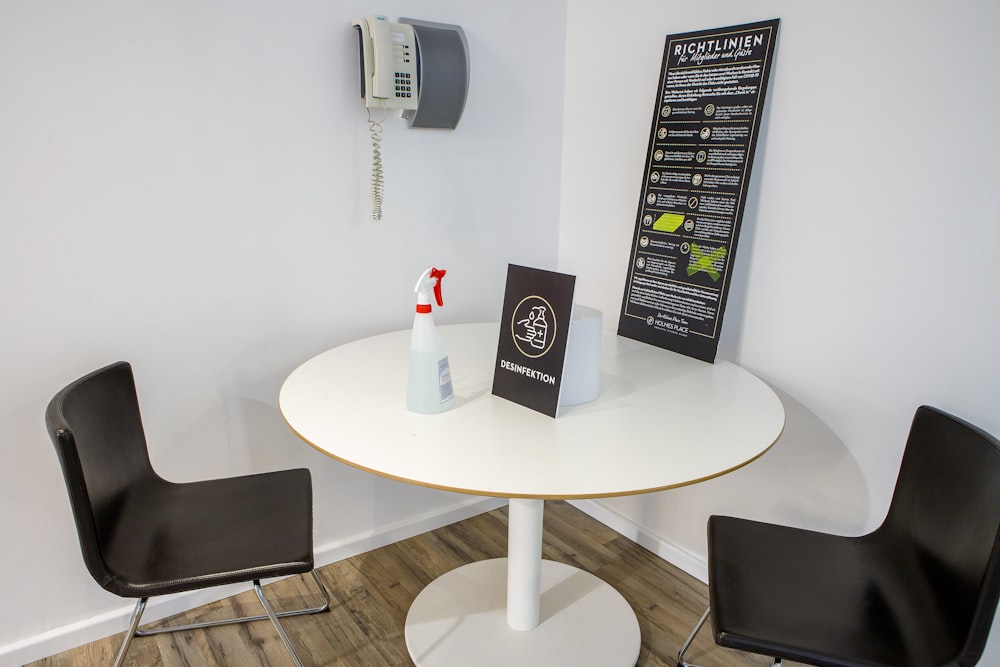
[28,501,784,667]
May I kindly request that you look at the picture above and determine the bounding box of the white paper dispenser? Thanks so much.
[398,18,469,129]
[559,305,603,407]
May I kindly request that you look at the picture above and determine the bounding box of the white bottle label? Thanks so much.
[438,357,454,403]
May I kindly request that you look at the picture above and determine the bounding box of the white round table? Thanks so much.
[279,323,784,666]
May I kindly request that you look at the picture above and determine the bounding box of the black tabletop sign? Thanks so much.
[492,264,576,418]
[618,19,779,363]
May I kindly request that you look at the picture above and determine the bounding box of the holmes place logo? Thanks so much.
[511,295,557,358]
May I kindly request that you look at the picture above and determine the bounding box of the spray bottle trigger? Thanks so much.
[430,268,447,307]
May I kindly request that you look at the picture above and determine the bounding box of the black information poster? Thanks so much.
[492,264,576,418]
[618,19,779,363]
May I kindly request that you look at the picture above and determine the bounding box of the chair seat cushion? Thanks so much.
[98,468,314,598]
[708,515,962,667]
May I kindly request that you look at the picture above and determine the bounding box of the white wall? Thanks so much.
[561,0,1000,659]
[0,1,566,663]
[7,0,999,662]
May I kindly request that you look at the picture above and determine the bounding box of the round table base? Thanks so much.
[405,558,641,667]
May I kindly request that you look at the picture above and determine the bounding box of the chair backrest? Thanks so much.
[45,361,158,593]
[881,405,1000,666]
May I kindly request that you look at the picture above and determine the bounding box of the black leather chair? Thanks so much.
[46,361,330,667]
[678,405,1000,667]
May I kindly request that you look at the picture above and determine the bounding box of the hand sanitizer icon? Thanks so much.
[515,305,549,350]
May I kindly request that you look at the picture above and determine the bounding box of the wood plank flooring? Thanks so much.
[26,501,784,667]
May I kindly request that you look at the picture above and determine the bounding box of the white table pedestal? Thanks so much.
[507,498,544,630]
[405,500,641,667]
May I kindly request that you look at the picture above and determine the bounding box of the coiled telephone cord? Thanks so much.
[367,106,386,221]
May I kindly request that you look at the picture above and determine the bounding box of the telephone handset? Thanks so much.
[354,16,419,111]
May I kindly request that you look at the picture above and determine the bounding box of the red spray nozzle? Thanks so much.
[430,268,446,307]
[415,267,447,312]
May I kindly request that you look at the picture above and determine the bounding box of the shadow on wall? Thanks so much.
[226,395,324,473]
[732,386,871,535]
[635,385,871,549]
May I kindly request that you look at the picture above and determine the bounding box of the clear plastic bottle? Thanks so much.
[406,267,454,414]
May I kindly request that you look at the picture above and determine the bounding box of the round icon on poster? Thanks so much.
[658,128,668,140]
[646,193,657,205]
[700,127,712,140]
[691,173,703,187]
[646,316,655,325]
[696,150,707,163]
[650,172,660,183]
[640,236,649,248]
[684,218,695,232]
[636,257,646,269]
[687,196,699,209]
[704,103,716,117]
[653,149,664,161]
[643,214,653,226]
[511,295,557,359]
[681,242,690,254]
[661,105,672,118]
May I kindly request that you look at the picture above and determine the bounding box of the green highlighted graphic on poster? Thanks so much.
[653,213,685,233]
[618,19,780,363]
[687,244,726,281]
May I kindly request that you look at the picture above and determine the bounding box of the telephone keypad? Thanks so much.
[394,72,413,99]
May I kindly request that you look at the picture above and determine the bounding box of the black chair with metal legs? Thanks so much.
[46,361,331,667]
[678,405,1000,667]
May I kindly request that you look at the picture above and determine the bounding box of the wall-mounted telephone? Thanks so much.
[353,15,470,221]
[354,16,419,112]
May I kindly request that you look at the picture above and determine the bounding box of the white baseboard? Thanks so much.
[312,496,508,568]
[0,496,507,667]
[567,499,709,584]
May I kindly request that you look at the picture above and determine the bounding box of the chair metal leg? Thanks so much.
[255,579,305,667]
[676,604,783,667]
[135,569,331,636]
[113,597,147,667]
[677,605,710,667]
[118,570,328,666]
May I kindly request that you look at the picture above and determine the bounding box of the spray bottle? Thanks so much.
[406,267,455,414]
